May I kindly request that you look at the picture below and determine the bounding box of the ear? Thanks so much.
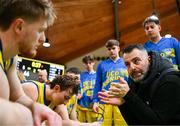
[12,18,24,34]
[148,55,151,62]
[118,46,120,51]
[54,85,61,92]
[158,25,161,31]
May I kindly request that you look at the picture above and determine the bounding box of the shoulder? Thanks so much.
[144,41,152,46]
[22,81,38,100]
[22,81,38,92]
[97,60,107,67]
[169,37,178,41]
[163,37,179,43]
[81,71,87,75]
[160,72,180,87]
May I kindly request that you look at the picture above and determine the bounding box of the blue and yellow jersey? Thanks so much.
[78,71,96,109]
[26,80,55,109]
[144,37,180,70]
[0,40,14,72]
[93,58,129,103]
[66,95,76,115]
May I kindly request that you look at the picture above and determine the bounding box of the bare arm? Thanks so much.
[55,97,77,121]
[22,82,38,102]
[7,56,62,126]
[55,104,70,120]
[0,65,10,99]
[7,56,34,108]
[69,98,78,120]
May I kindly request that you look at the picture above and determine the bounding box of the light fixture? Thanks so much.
[43,27,51,48]
[43,38,50,47]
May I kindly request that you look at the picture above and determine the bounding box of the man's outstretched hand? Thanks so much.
[32,102,62,126]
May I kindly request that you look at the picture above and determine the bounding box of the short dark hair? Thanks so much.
[123,44,147,54]
[0,0,56,31]
[82,54,95,64]
[66,67,81,75]
[50,75,78,95]
[143,15,160,27]
[105,39,119,48]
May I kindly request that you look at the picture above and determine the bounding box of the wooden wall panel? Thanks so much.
[34,0,180,64]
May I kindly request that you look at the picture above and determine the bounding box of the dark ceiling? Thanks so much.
[34,0,180,65]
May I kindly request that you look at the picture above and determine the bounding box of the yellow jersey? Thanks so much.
[0,40,14,72]
[66,95,76,115]
[30,81,55,109]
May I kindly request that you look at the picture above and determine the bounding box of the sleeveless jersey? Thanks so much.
[28,80,55,109]
[0,40,14,72]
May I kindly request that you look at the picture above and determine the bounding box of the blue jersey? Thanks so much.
[78,71,96,109]
[144,37,180,69]
[93,58,128,103]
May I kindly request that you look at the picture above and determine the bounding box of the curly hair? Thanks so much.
[49,75,79,95]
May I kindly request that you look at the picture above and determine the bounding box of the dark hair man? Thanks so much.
[98,44,180,125]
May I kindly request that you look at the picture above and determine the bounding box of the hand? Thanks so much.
[109,76,129,98]
[92,102,99,113]
[32,102,62,126]
[77,93,82,99]
[98,89,125,106]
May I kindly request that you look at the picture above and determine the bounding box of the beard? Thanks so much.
[130,74,146,83]
[130,65,150,83]
[19,43,37,58]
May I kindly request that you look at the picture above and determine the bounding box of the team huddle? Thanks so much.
[0,0,180,126]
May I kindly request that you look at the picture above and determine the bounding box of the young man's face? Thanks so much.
[107,45,120,60]
[52,86,74,105]
[84,61,95,71]
[123,49,150,82]
[18,18,47,58]
[144,22,161,39]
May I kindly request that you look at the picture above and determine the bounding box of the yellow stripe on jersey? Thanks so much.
[0,42,13,71]
[32,81,55,109]
[66,95,76,115]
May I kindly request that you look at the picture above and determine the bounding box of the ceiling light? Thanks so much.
[43,38,50,48]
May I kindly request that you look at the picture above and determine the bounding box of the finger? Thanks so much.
[46,115,54,126]
[109,87,121,92]
[98,91,109,97]
[98,92,108,99]
[111,82,120,88]
[107,91,119,98]
[101,89,107,92]
[118,76,127,84]
[54,115,62,126]
[34,115,41,126]
[46,112,61,126]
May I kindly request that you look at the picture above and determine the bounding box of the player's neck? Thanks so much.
[150,35,162,44]
[111,56,120,61]
[87,69,95,73]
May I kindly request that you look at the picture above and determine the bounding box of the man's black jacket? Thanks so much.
[119,52,180,125]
